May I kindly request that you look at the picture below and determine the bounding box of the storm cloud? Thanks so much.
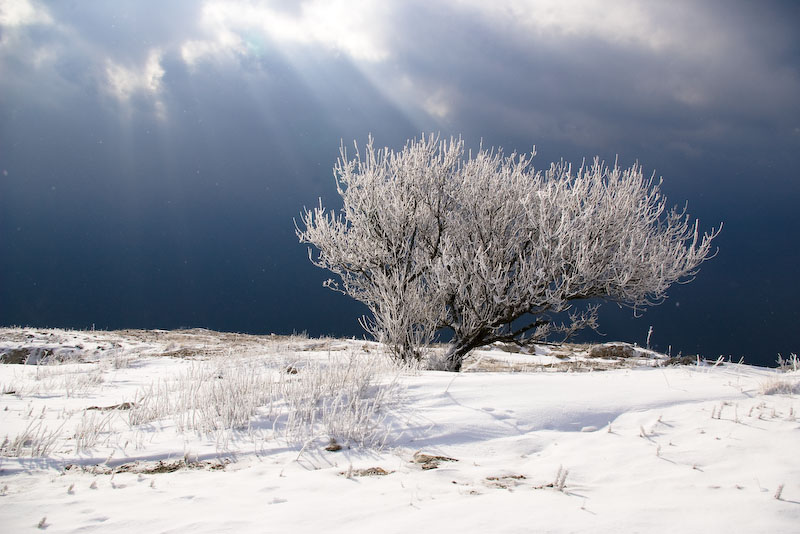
[1,0,798,364]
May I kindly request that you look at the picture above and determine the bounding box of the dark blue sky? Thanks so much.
[1,1,798,366]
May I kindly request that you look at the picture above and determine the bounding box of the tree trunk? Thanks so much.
[444,331,488,371]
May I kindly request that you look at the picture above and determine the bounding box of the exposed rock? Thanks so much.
[325,438,342,452]
[412,451,458,470]
[0,346,83,364]
[0,348,32,364]
[664,355,702,366]
[588,343,636,359]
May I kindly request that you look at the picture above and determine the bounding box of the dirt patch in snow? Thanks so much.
[341,467,393,477]
[485,474,527,489]
[65,459,230,475]
[85,402,134,411]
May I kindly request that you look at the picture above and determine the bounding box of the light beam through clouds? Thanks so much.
[0,0,798,364]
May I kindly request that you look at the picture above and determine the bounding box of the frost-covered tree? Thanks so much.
[297,135,720,371]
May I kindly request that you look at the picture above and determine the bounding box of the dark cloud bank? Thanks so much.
[1,1,798,365]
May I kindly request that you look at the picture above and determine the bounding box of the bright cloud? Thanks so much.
[0,0,51,26]
[422,88,453,120]
[454,0,721,55]
[106,49,165,99]
[105,49,166,119]
[182,0,390,66]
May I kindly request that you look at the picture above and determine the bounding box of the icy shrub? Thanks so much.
[298,134,720,370]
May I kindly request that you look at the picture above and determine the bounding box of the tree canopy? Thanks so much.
[298,135,720,371]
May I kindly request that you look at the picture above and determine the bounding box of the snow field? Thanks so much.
[0,329,798,532]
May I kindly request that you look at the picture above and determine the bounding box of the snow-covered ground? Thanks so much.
[1,328,798,533]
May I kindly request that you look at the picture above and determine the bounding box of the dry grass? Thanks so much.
[760,377,800,395]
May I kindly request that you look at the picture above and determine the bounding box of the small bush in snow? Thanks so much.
[1,420,64,458]
[554,465,569,491]
[760,378,800,396]
[776,353,799,372]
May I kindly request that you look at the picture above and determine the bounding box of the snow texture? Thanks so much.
[1,327,798,533]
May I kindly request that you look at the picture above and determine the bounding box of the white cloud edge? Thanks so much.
[181,0,390,67]
[0,0,52,27]
[104,49,167,120]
